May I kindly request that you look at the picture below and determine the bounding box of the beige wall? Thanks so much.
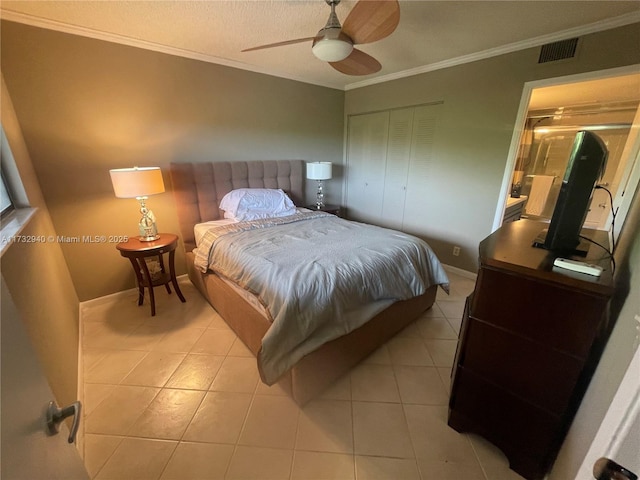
[1,76,80,410]
[345,23,640,272]
[0,20,345,301]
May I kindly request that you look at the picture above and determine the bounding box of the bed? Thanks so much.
[169,160,449,405]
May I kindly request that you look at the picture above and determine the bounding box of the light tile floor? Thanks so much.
[80,272,526,480]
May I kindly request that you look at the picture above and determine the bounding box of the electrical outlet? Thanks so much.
[453,246,461,256]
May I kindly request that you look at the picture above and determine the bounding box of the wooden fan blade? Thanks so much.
[241,37,315,53]
[329,48,381,76]
[342,0,400,45]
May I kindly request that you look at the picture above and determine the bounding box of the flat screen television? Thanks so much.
[533,130,608,256]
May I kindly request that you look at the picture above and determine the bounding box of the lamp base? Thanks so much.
[138,234,160,242]
[137,198,159,242]
[315,180,325,209]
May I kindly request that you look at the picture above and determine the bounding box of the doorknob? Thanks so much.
[593,457,638,480]
[46,400,82,444]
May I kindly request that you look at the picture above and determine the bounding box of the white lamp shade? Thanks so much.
[306,162,333,180]
[110,167,165,198]
[312,38,354,62]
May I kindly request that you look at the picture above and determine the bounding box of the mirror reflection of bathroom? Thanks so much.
[506,73,640,230]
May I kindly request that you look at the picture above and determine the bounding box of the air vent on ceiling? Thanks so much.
[538,38,579,63]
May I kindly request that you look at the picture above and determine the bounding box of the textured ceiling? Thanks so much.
[1,1,639,91]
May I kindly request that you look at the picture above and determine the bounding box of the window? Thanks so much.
[1,172,14,217]
[1,125,28,210]
[0,125,36,256]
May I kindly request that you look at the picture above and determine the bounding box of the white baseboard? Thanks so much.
[79,274,189,309]
[80,286,138,309]
[442,264,478,280]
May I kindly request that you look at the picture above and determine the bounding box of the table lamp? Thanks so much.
[110,166,165,241]
[306,162,332,209]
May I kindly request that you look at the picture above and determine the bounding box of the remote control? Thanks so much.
[553,258,603,277]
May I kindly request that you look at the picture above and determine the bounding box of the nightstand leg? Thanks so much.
[157,254,172,294]
[139,257,156,316]
[128,258,145,306]
[169,250,186,303]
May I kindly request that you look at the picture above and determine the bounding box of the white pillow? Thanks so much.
[219,188,296,221]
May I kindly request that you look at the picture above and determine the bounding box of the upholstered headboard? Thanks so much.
[169,160,305,250]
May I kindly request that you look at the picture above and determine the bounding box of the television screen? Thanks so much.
[533,130,608,255]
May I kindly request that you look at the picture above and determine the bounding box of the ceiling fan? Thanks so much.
[242,0,400,76]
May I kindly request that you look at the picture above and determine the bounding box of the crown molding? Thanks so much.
[0,9,344,91]
[345,11,640,91]
[2,8,639,92]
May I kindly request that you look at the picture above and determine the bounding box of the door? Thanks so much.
[345,111,389,225]
[1,277,89,480]
[380,107,413,231]
[574,346,640,480]
[402,103,442,236]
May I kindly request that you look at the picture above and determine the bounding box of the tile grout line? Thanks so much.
[82,281,493,479]
[84,306,199,478]
[88,434,127,480]
[150,346,210,480]
[222,337,256,480]
[155,312,238,466]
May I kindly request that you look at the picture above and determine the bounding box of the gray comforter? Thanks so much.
[194,211,449,384]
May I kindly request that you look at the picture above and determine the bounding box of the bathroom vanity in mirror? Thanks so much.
[502,195,528,223]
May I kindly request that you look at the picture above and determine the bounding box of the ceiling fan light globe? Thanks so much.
[312,38,353,62]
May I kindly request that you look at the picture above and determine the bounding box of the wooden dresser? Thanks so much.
[448,219,615,480]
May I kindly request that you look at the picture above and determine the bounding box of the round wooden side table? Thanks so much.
[116,233,186,316]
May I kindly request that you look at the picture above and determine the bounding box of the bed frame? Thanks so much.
[169,160,437,404]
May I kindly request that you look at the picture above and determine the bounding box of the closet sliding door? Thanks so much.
[345,111,389,225]
[345,103,442,233]
[402,104,442,235]
[381,108,413,230]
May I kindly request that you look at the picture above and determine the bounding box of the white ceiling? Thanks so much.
[1,1,639,91]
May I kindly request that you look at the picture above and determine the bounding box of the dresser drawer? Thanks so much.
[462,317,583,414]
[471,268,605,358]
